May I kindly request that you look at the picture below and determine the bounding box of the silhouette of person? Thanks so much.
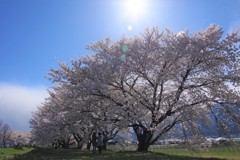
[97,132,103,153]
[91,132,97,153]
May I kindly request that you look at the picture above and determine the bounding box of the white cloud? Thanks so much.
[0,83,48,131]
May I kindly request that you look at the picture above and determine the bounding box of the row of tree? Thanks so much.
[30,88,120,149]
[30,24,240,151]
[0,120,29,148]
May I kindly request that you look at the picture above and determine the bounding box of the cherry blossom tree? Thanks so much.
[37,24,240,151]
[30,88,88,148]
[30,82,121,149]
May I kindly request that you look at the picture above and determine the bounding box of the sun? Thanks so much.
[123,0,147,20]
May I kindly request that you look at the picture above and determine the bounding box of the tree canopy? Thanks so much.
[31,24,240,151]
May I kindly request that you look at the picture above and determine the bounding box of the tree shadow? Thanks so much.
[12,149,227,160]
[101,151,226,160]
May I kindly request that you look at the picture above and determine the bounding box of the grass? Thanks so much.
[0,147,33,160]
[154,146,240,160]
[0,146,239,160]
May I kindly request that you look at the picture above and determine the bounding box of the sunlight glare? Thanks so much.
[123,0,147,20]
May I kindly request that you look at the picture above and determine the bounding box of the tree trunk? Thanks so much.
[73,134,84,149]
[3,139,6,148]
[87,142,91,150]
[133,125,153,152]
[77,142,84,149]
[58,140,69,149]
[137,141,150,152]
[62,142,69,149]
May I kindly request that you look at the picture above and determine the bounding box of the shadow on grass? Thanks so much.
[12,149,226,160]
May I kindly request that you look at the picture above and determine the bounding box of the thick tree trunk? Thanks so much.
[137,141,150,152]
[133,125,153,152]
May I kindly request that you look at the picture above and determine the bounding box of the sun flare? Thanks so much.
[123,0,147,20]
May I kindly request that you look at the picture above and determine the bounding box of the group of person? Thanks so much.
[91,132,103,153]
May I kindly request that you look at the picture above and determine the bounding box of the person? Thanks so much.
[91,132,97,153]
[97,132,103,153]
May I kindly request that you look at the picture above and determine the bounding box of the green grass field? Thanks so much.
[0,146,239,160]
[155,146,240,160]
[0,147,33,160]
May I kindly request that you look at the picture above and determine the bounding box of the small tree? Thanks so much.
[0,123,12,148]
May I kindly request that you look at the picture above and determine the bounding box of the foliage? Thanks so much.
[31,24,240,151]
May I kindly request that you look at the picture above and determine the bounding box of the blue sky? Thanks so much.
[0,0,240,131]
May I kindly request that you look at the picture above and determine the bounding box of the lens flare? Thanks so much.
[128,25,133,31]
[120,54,126,62]
[122,45,129,53]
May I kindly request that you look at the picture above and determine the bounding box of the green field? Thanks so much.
[0,146,239,160]
[155,146,240,160]
[0,147,33,160]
